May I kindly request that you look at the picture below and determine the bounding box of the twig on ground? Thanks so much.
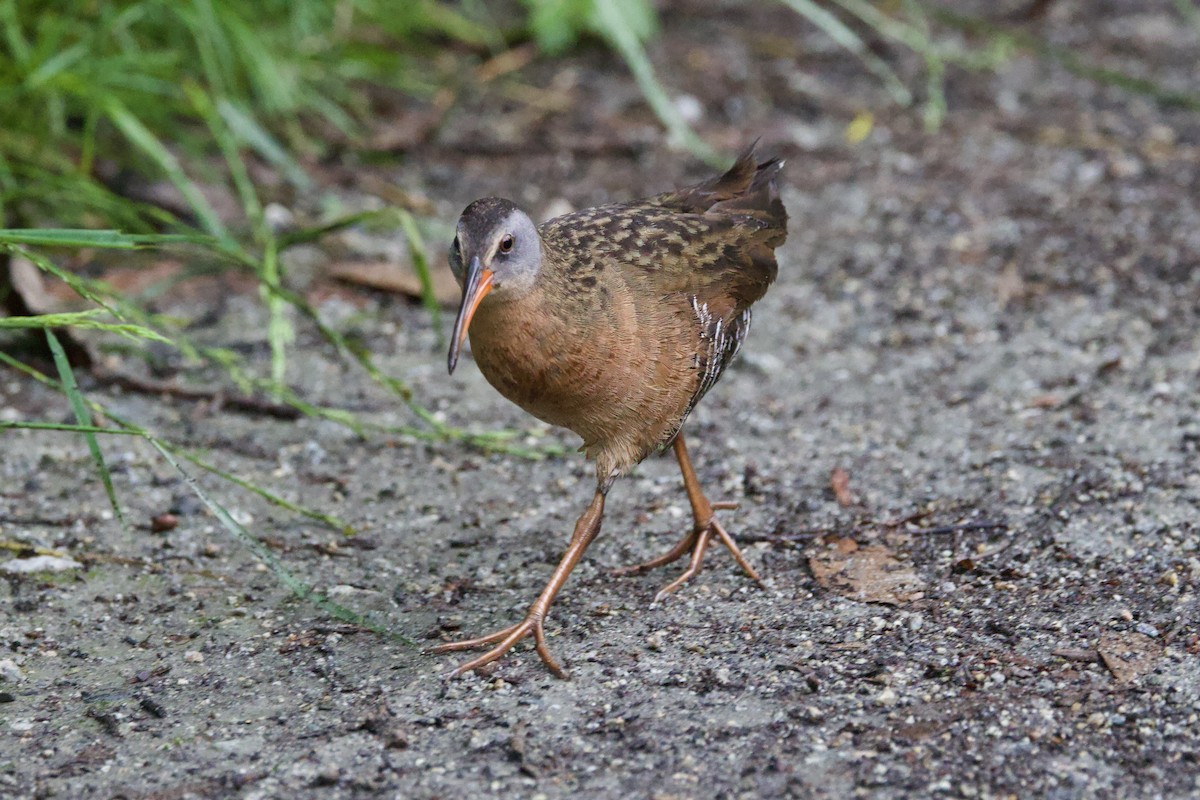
[742,518,1007,544]
[905,521,1008,536]
[1052,647,1100,663]
[94,371,302,420]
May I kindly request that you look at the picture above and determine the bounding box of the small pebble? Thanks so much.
[1,556,82,575]
[150,513,178,533]
[673,94,704,124]
[0,659,22,683]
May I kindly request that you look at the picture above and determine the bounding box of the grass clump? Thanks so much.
[1,0,488,230]
[0,0,566,639]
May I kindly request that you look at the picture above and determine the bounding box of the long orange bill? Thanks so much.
[448,255,494,374]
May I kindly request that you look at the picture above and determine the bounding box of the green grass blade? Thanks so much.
[102,96,229,239]
[9,245,121,315]
[25,41,89,88]
[0,0,32,65]
[146,438,411,642]
[185,82,294,388]
[0,311,171,344]
[186,83,263,231]
[169,443,353,533]
[0,348,355,531]
[922,47,947,131]
[216,98,312,190]
[260,236,292,389]
[419,0,499,49]
[396,209,442,341]
[180,85,294,389]
[0,229,214,248]
[44,329,124,527]
[0,420,141,436]
[0,421,135,436]
[828,0,929,55]
[276,210,396,250]
[777,0,912,106]
[589,1,719,165]
[901,0,946,130]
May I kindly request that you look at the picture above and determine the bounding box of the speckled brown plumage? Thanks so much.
[434,144,788,678]
[467,149,786,480]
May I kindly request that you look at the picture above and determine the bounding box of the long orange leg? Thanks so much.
[616,433,763,601]
[429,483,608,678]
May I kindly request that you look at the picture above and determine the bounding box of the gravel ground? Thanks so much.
[2,2,1199,798]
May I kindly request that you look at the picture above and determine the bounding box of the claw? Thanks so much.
[621,511,764,600]
[430,484,609,679]
[429,613,566,678]
[616,434,763,599]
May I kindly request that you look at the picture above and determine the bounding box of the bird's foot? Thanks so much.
[614,501,764,602]
[428,612,567,679]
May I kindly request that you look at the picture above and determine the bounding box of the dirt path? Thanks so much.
[3,3,1199,798]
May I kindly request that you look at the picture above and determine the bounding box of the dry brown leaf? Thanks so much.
[35,254,261,314]
[476,43,537,83]
[5,255,94,367]
[830,466,858,507]
[327,260,461,305]
[808,543,925,605]
[1028,393,1063,410]
[1098,631,1161,684]
[78,259,187,299]
[8,255,58,314]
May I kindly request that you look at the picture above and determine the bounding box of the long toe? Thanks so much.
[613,529,698,577]
[618,500,762,597]
[427,621,526,654]
[709,517,765,587]
[652,526,712,601]
[432,614,568,679]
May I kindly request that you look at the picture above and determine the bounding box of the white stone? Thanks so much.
[0,556,82,574]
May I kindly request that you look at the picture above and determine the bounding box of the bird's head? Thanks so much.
[447,197,541,373]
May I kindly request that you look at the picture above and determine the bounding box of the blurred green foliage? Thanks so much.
[0,0,504,230]
[522,0,656,54]
[0,0,668,232]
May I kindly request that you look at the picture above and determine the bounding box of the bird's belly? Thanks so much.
[472,327,611,432]
[475,321,686,455]
[467,294,697,475]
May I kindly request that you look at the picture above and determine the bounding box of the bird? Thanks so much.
[433,143,788,678]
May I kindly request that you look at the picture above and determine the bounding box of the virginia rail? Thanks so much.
[435,144,788,678]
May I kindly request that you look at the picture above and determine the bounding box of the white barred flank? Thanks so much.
[664,298,753,449]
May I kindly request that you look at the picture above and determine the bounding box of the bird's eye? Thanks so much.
[498,234,514,254]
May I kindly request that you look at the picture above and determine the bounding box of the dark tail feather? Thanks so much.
[702,141,762,198]
[713,155,785,221]
[651,142,753,211]
[710,146,787,238]
[657,141,788,234]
